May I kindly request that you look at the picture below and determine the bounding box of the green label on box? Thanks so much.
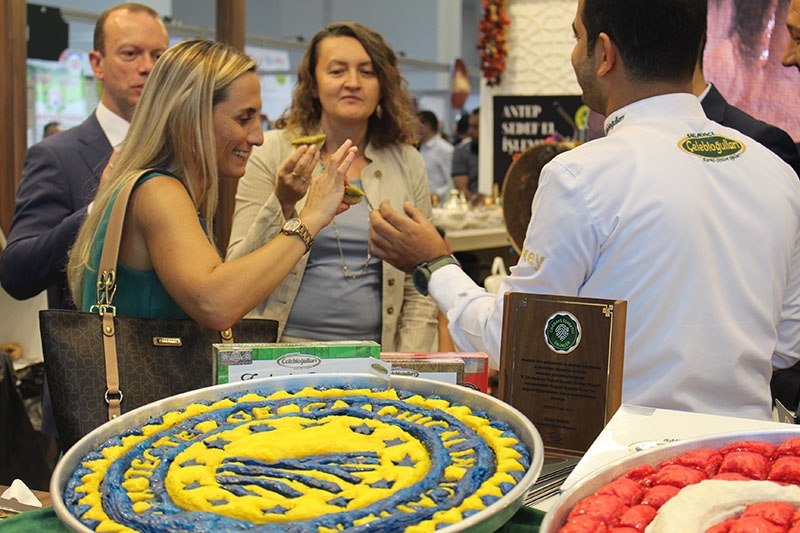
[214,341,381,384]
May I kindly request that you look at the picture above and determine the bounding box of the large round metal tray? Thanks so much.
[540,428,800,532]
[52,373,544,533]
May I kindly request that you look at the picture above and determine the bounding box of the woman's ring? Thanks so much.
[291,171,301,179]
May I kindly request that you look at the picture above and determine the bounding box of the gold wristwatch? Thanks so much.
[281,218,313,253]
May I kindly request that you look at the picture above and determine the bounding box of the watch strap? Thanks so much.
[282,219,313,253]
[413,254,460,296]
[425,254,460,274]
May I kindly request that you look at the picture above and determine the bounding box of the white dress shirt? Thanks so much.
[419,134,454,198]
[430,93,800,421]
[94,101,130,148]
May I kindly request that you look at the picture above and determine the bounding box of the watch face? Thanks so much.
[412,267,429,295]
[284,219,301,232]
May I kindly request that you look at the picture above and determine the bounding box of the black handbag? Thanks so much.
[39,171,278,450]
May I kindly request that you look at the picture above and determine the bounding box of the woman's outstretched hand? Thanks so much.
[275,143,320,218]
[299,139,357,235]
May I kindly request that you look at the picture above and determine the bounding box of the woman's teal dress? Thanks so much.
[80,171,188,319]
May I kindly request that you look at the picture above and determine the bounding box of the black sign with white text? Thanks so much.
[493,95,585,188]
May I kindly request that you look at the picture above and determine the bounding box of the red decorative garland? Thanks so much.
[478,0,510,87]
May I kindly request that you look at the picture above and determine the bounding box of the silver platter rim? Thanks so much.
[540,427,800,532]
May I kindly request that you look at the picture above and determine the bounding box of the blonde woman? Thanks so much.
[227,22,438,351]
[68,39,355,328]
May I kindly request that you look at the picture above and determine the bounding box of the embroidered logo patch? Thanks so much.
[678,133,746,160]
[604,114,625,135]
[544,312,581,354]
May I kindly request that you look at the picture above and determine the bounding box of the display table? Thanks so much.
[6,406,788,531]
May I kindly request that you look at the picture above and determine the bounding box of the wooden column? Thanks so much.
[0,0,27,241]
[214,0,246,254]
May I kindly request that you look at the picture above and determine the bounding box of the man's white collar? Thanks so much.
[95,102,130,148]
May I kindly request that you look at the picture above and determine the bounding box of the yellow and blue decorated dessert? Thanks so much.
[64,385,531,532]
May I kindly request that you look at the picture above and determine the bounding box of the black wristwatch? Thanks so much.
[281,218,313,253]
[412,255,460,296]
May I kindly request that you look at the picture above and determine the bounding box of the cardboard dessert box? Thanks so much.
[214,341,386,384]
[383,356,466,386]
[380,352,489,392]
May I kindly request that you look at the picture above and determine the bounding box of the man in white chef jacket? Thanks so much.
[369,0,800,422]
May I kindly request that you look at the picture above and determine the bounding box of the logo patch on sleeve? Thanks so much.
[678,133,746,161]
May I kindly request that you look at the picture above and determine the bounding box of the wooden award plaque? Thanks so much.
[498,292,626,456]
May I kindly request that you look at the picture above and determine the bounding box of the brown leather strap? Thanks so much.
[97,171,150,421]
[98,176,138,277]
[95,170,234,421]
[102,312,121,418]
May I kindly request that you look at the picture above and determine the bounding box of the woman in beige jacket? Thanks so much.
[226,22,437,351]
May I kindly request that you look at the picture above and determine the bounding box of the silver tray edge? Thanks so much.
[540,427,800,533]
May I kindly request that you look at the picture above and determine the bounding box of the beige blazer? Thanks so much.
[226,129,438,352]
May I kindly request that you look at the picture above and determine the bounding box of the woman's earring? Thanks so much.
[375,104,383,120]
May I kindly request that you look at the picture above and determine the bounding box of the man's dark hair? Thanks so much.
[418,110,439,132]
[698,32,707,71]
[582,0,707,83]
[43,121,61,137]
[455,113,469,136]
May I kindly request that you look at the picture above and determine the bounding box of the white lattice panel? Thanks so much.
[499,0,580,96]
[477,0,583,194]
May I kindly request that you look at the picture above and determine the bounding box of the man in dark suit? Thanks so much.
[0,3,169,310]
[771,0,800,413]
[693,37,800,177]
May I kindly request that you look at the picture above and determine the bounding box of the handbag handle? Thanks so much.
[94,172,144,420]
[92,170,235,421]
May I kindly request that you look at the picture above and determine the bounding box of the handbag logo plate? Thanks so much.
[153,337,183,347]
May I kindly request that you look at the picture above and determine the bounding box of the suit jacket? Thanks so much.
[701,84,800,178]
[0,112,112,310]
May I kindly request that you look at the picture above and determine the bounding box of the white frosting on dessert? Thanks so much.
[644,479,800,533]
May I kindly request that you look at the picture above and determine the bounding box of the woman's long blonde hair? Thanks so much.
[67,39,256,306]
